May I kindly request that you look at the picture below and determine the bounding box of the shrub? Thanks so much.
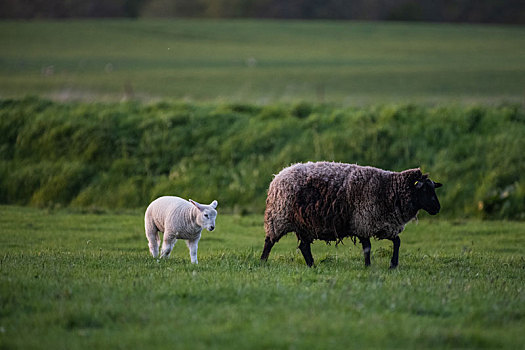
[1,98,523,219]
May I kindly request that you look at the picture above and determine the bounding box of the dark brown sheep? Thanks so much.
[260,162,442,268]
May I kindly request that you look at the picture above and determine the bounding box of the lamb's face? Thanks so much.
[201,207,218,231]
[190,199,218,231]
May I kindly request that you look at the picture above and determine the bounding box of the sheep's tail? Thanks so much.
[264,206,277,241]
[261,204,275,261]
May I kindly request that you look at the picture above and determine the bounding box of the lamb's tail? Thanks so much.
[144,214,160,258]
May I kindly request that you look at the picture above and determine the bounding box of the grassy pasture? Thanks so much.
[1,205,524,349]
[1,18,524,349]
[1,20,525,104]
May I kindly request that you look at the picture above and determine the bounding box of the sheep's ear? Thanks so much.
[210,200,218,209]
[434,182,443,188]
[189,199,204,211]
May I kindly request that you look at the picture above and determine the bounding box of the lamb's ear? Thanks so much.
[210,200,218,209]
[189,199,204,211]
[434,182,443,188]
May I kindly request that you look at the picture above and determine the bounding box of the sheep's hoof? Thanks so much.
[389,263,398,269]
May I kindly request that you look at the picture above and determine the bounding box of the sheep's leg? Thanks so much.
[298,240,314,267]
[160,232,177,259]
[359,237,371,267]
[145,221,160,258]
[260,236,275,261]
[389,236,401,269]
[185,237,200,264]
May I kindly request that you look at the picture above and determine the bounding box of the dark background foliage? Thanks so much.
[1,0,524,24]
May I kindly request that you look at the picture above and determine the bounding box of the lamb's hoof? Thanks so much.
[389,263,398,269]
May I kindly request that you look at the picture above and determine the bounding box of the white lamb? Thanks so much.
[144,196,218,263]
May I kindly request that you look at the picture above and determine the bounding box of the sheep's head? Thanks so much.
[413,174,442,215]
[190,199,218,231]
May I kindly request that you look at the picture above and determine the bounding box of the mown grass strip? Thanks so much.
[0,206,524,349]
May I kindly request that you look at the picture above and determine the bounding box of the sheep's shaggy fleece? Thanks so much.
[262,161,442,267]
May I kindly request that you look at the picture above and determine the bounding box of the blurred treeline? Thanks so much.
[1,97,524,219]
[2,0,524,24]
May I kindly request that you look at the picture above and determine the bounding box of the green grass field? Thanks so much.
[1,205,524,349]
[1,20,525,104]
[1,19,524,349]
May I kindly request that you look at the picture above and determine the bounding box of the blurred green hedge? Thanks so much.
[1,97,523,219]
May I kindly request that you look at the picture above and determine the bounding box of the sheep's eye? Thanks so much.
[204,214,209,218]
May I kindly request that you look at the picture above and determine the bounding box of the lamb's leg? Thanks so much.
[160,232,177,259]
[298,240,314,267]
[389,236,401,269]
[260,236,275,261]
[359,237,371,267]
[185,237,200,264]
[145,220,160,258]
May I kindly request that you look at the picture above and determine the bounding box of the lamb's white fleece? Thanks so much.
[144,196,217,263]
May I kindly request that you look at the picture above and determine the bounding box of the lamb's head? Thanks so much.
[412,173,442,215]
[190,199,218,231]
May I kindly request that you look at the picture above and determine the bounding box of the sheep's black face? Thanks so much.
[414,178,442,215]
